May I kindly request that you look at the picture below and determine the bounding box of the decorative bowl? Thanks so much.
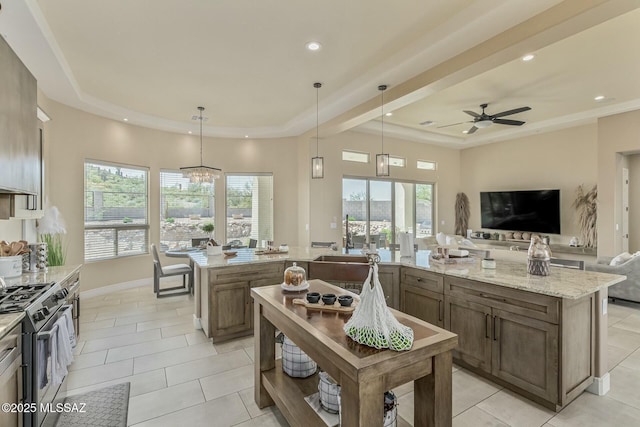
[321,293,337,305]
[338,295,353,307]
[306,292,321,303]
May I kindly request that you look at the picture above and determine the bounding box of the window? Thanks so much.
[417,160,437,170]
[226,174,273,246]
[389,156,406,167]
[84,161,149,261]
[160,170,214,250]
[342,150,370,163]
[343,177,434,247]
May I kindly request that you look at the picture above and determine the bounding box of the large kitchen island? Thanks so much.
[189,247,625,411]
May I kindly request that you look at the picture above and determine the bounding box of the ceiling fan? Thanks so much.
[437,103,531,134]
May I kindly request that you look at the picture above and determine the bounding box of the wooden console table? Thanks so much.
[252,279,458,426]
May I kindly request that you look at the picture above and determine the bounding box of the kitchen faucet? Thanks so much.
[345,214,354,251]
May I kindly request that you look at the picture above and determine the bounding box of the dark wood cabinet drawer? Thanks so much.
[444,276,559,324]
[401,267,443,294]
[210,262,284,284]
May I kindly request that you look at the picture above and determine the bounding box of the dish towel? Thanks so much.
[49,316,74,387]
[63,308,77,348]
[398,232,415,257]
[37,338,49,389]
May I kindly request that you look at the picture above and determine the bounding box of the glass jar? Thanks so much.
[527,236,551,276]
[284,262,306,286]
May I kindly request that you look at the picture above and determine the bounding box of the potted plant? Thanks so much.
[201,222,215,238]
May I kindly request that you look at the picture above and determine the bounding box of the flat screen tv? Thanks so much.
[480,190,561,234]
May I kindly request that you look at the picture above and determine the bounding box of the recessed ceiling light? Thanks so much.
[244,135,249,138]
[385,112,393,117]
[522,54,535,61]
[123,118,128,122]
[462,130,469,134]
[594,95,605,101]
[305,41,322,51]
[188,131,192,134]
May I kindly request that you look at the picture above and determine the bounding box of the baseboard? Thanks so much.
[586,373,610,396]
[80,278,150,299]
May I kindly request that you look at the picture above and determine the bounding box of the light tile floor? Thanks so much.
[70,280,640,427]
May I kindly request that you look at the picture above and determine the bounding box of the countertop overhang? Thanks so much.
[188,248,625,300]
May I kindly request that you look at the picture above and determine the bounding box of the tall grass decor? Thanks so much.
[454,192,470,236]
[37,202,67,267]
[572,184,597,248]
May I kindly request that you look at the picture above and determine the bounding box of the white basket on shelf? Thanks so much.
[281,336,317,378]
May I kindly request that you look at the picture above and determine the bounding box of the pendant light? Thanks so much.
[181,106,222,183]
[311,82,324,179]
[376,85,390,176]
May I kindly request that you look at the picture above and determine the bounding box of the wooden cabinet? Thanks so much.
[378,265,399,308]
[400,267,444,325]
[445,295,491,370]
[208,262,284,342]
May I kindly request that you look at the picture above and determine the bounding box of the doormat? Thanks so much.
[55,382,130,427]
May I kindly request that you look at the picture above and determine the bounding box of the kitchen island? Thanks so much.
[252,280,457,426]
[189,247,624,410]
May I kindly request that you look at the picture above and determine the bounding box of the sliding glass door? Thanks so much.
[342,177,434,248]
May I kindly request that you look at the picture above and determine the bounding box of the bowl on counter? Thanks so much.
[306,292,321,303]
[321,293,336,305]
[338,295,353,307]
[223,251,237,257]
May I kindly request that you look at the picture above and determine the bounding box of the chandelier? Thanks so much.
[181,106,222,182]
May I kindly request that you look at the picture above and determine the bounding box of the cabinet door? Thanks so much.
[378,265,399,308]
[446,296,492,372]
[492,309,558,403]
[400,284,443,327]
[211,281,251,337]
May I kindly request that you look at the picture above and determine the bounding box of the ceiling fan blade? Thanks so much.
[466,126,478,134]
[463,110,480,118]
[492,106,531,118]
[493,118,525,126]
[436,122,466,128]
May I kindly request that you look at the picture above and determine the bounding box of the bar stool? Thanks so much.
[150,244,193,297]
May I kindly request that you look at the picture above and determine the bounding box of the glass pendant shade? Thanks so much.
[311,156,324,179]
[376,153,390,176]
[181,106,222,183]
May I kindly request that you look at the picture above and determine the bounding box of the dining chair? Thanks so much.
[249,239,258,248]
[151,243,193,297]
[550,257,585,270]
[191,237,209,248]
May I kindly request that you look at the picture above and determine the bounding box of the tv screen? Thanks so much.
[480,190,560,234]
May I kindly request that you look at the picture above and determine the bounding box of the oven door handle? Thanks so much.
[37,305,73,340]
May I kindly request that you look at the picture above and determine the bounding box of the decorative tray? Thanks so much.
[255,249,289,255]
[292,298,357,313]
[280,282,310,291]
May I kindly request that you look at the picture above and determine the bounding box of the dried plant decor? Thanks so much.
[572,184,597,248]
[454,192,470,236]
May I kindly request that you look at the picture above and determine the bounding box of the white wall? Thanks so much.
[306,130,461,245]
[459,124,598,245]
[630,153,640,253]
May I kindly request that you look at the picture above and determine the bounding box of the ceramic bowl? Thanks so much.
[321,293,336,305]
[306,292,321,303]
[337,295,353,307]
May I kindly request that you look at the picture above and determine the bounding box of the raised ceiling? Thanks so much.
[1,0,639,146]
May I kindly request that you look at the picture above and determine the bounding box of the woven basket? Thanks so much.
[528,258,550,276]
[281,336,317,378]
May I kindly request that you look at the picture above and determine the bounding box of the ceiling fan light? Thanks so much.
[475,120,493,129]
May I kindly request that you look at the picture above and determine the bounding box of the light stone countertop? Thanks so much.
[189,248,624,300]
[0,264,82,339]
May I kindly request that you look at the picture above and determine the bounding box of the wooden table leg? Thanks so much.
[254,302,275,408]
[340,374,384,427]
[415,351,452,427]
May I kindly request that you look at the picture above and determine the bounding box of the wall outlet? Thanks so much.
[305,224,309,231]
[602,298,608,315]
[330,222,337,229]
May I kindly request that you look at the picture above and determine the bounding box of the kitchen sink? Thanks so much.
[312,255,370,263]
[309,255,370,282]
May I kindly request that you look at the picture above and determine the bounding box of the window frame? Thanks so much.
[84,159,150,262]
[342,150,370,164]
[417,159,437,170]
[225,172,274,246]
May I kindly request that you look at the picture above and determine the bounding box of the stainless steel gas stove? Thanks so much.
[2,282,72,427]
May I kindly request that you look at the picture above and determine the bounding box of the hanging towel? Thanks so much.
[49,316,74,387]
[62,308,76,348]
[37,338,49,389]
[398,232,415,257]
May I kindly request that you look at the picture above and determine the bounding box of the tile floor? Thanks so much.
[69,280,640,427]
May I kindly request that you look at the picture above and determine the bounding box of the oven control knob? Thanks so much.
[54,290,67,300]
[41,307,50,316]
[33,311,45,321]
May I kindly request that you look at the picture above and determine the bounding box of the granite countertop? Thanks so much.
[189,248,624,300]
[0,264,82,339]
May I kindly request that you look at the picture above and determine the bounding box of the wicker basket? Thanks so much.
[281,336,317,378]
[528,258,550,276]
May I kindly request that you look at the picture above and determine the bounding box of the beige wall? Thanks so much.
[598,110,640,256]
[306,131,461,245]
[459,124,598,245]
[630,154,640,253]
[45,100,300,291]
